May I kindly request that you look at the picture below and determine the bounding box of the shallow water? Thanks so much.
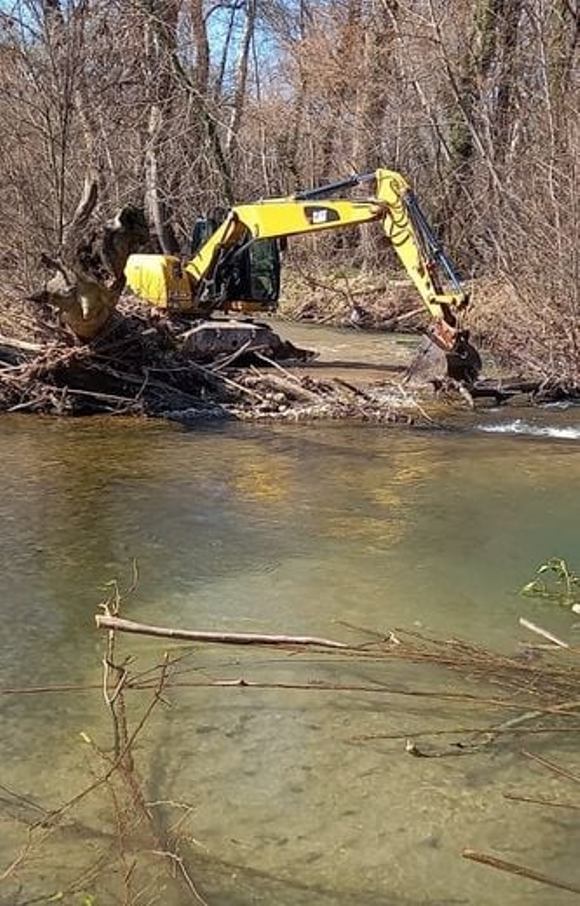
[1,388,580,902]
[271,318,417,382]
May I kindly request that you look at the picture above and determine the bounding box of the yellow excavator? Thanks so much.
[125,168,481,384]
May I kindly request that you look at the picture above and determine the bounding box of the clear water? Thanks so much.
[2,336,580,903]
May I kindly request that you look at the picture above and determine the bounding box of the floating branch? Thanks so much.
[519,618,571,650]
[95,614,349,649]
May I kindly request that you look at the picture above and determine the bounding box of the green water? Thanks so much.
[1,402,580,903]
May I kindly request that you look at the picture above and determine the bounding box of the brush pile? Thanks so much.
[0,293,416,423]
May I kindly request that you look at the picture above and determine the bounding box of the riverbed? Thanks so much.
[1,323,580,904]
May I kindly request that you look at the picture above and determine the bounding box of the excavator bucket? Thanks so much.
[443,330,482,384]
[406,329,482,386]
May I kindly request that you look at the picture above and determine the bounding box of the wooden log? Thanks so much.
[0,334,45,353]
[244,373,323,403]
[95,615,348,649]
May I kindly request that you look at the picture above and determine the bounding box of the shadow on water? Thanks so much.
[300,358,408,373]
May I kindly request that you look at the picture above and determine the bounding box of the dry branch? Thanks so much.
[95,615,348,649]
[519,618,572,650]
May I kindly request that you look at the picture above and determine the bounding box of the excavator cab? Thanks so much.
[191,216,281,310]
[190,215,220,258]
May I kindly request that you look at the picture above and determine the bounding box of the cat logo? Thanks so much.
[304,206,340,225]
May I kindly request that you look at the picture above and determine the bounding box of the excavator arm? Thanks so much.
[125,168,481,382]
[183,198,383,288]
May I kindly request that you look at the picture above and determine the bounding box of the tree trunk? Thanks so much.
[354,0,398,171]
[142,0,180,254]
[226,0,257,158]
[144,104,180,255]
[30,177,150,340]
[191,0,210,95]
[492,0,524,166]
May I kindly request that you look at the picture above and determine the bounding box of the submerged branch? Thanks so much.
[462,849,580,895]
[503,792,580,811]
[523,750,580,784]
[519,618,572,650]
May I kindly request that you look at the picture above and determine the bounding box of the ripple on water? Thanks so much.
[479,419,580,440]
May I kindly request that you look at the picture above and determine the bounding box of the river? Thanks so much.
[1,323,580,904]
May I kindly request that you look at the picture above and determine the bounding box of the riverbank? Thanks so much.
[278,267,430,331]
[279,269,580,392]
[1,291,578,423]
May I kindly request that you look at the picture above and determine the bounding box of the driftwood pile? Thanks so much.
[0,296,415,423]
[2,295,577,421]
